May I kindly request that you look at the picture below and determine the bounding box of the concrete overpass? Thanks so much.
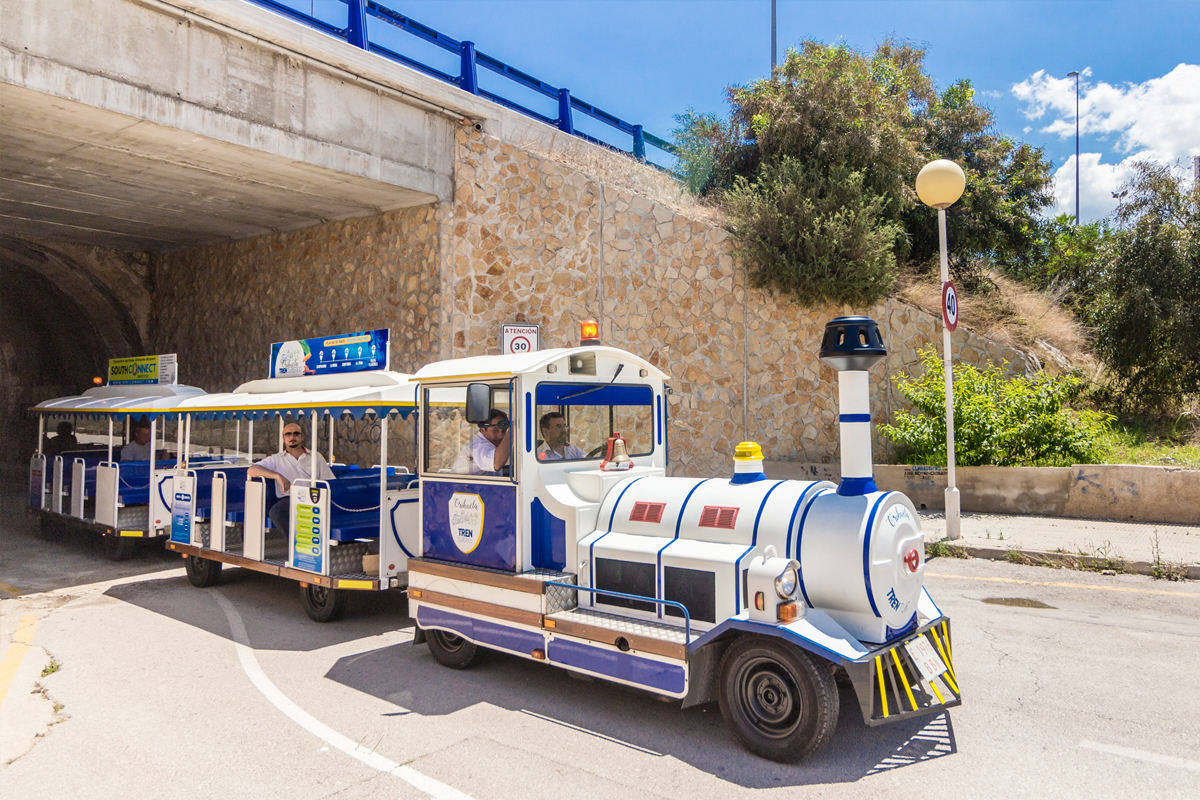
[0,0,494,250]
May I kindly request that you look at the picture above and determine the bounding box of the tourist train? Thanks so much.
[27,317,959,761]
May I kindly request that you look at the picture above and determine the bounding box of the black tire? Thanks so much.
[717,636,839,762]
[104,534,136,562]
[37,515,61,541]
[300,584,348,622]
[425,628,480,669]
[184,555,222,587]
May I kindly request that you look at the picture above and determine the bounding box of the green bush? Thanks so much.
[880,347,1114,466]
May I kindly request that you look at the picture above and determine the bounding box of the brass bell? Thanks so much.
[601,432,633,471]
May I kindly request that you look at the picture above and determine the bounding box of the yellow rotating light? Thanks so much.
[734,441,763,461]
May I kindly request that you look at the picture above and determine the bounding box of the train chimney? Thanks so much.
[819,316,886,496]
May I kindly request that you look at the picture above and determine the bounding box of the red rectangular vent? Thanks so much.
[629,501,665,524]
[699,506,739,529]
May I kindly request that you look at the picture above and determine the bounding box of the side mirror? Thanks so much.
[465,383,491,424]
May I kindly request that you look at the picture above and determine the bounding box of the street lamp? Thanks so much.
[1068,70,1080,225]
[916,159,967,540]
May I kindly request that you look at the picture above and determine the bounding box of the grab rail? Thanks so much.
[543,581,691,645]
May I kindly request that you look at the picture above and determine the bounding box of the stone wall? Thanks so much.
[150,205,443,391]
[445,128,1031,476]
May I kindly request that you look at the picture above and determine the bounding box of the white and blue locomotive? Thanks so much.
[407,316,960,762]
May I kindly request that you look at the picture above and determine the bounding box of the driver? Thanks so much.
[452,409,511,475]
[537,411,586,461]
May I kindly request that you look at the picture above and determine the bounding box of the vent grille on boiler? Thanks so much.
[698,506,739,529]
[629,501,665,524]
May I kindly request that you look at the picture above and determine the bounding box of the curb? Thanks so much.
[927,542,1200,581]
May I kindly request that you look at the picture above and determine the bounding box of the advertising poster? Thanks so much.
[108,354,177,386]
[270,329,388,378]
[170,475,194,544]
[292,485,326,573]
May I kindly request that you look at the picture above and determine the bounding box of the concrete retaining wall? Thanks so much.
[764,462,1200,525]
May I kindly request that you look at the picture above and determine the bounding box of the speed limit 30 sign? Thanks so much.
[501,323,540,355]
[942,280,959,332]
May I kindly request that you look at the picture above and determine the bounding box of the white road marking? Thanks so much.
[211,592,474,800]
[1080,740,1200,773]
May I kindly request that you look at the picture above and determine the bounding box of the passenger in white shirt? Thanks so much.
[536,411,586,461]
[248,422,335,535]
[452,409,511,476]
[119,419,155,462]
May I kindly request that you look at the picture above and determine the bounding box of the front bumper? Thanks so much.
[843,616,961,726]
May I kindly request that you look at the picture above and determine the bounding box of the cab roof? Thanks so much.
[414,346,669,382]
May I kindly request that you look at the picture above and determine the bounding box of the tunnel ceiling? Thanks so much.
[0,83,438,251]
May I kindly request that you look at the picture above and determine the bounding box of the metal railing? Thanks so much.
[248,0,675,164]
[544,581,692,646]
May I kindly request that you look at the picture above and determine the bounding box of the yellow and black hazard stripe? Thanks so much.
[845,618,962,726]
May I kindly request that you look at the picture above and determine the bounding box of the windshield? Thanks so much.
[534,383,654,463]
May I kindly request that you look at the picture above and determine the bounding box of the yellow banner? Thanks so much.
[108,354,176,386]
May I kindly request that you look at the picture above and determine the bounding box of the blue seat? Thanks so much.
[327,472,417,541]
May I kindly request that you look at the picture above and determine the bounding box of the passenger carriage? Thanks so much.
[163,369,421,621]
[28,381,209,560]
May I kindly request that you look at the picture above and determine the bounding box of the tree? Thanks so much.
[1089,163,1200,409]
[674,40,1056,304]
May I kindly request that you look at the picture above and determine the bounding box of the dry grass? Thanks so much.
[895,264,1099,376]
[519,134,724,227]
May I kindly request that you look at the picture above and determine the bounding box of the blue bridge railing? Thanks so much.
[248,0,676,165]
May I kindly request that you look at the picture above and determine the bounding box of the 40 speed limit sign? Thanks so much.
[942,280,959,332]
[501,323,540,355]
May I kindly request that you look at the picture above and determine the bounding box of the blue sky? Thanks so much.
[315,0,1200,222]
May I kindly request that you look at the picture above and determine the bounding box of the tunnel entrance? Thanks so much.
[0,238,141,465]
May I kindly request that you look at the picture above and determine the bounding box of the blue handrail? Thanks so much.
[544,581,692,646]
[246,0,674,164]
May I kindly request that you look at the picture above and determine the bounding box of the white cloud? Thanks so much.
[1012,63,1200,221]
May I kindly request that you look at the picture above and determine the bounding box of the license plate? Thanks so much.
[905,635,947,681]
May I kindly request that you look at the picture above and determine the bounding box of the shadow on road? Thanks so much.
[0,477,180,595]
[104,567,414,651]
[326,641,957,788]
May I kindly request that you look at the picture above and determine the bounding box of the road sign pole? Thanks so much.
[939,208,961,540]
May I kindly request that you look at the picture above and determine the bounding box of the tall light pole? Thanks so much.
[1068,70,1080,225]
[771,0,777,70]
[916,159,967,539]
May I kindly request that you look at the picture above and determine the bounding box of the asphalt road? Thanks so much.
[2,480,1198,799]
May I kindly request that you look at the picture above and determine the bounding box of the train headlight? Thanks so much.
[775,566,798,599]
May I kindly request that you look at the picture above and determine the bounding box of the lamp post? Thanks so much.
[771,0,777,70]
[916,159,967,539]
[1068,70,1080,225]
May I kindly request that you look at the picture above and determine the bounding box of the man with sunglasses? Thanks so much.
[248,421,335,535]
[452,408,511,476]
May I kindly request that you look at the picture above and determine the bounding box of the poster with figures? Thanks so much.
[270,329,389,378]
[290,484,328,574]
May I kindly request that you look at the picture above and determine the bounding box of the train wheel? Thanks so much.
[184,555,222,587]
[104,534,135,562]
[718,636,838,762]
[37,516,61,541]
[300,584,347,622]
[425,629,479,669]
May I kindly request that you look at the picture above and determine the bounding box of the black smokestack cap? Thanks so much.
[819,316,886,372]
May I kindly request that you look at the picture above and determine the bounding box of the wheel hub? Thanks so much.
[739,658,803,738]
